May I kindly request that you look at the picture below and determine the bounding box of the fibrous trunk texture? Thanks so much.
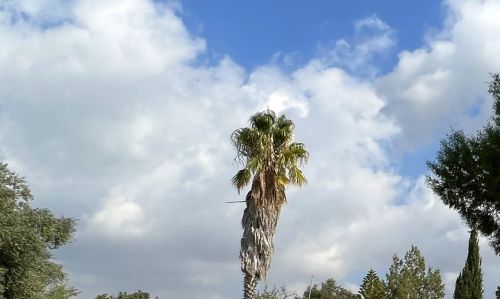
[243,273,257,299]
[240,172,285,299]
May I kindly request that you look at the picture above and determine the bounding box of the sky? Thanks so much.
[0,0,500,298]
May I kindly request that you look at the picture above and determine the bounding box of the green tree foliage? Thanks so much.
[496,286,500,299]
[256,286,297,299]
[384,255,402,299]
[359,269,385,299]
[303,279,357,299]
[427,74,500,254]
[453,230,483,299]
[385,246,444,299]
[36,281,79,299]
[0,163,76,299]
[94,290,154,299]
[454,273,463,299]
[232,110,308,299]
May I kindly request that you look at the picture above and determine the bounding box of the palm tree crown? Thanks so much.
[232,109,308,198]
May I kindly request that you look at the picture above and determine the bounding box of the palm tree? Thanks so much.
[231,109,309,299]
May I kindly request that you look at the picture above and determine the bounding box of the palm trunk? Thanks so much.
[240,175,284,299]
[243,273,257,299]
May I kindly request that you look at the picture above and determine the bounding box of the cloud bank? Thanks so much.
[0,0,499,298]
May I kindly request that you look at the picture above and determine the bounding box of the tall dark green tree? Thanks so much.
[385,246,444,299]
[427,74,500,254]
[0,163,76,299]
[454,273,463,299]
[359,269,385,299]
[232,110,308,299]
[453,230,483,299]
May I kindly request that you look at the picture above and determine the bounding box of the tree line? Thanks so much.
[256,233,483,299]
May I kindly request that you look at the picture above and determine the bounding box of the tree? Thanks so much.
[384,255,403,299]
[427,74,500,254]
[36,281,79,299]
[256,286,297,299]
[359,270,385,299]
[0,163,76,299]
[454,273,463,299]
[232,110,309,299]
[94,291,154,299]
[303,279,357,299]
[496,286,500,299]
[385,246,444,299]
[453,230,483,299]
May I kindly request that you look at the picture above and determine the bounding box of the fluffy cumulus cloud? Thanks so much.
[378,0,500,149]
[318,15,396,77]
[0,0,499,298]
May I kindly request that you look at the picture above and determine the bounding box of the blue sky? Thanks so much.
[178,0,448,180]
[1,0,500,298]
[180,0,443,70]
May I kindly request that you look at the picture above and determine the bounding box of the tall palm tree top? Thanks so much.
[231,109,309,194]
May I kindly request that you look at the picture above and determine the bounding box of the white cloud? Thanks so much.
[377,0,500,149]
[318,15,396,77]
[89,193,149,239]
[267,92,309,117]
[0,0,499,298]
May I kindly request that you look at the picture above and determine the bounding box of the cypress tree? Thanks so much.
[454,230,483,299]
[453,272,463,299]
[359,269,385,299]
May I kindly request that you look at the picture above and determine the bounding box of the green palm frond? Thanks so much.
[273,116,294,149]
[288,165,307,186]
[250,109,276,133]
[232,168,252,193]
[246,156,262,172]
[232,128,261,161]
[282,143,309,166]
[275,115,294,133]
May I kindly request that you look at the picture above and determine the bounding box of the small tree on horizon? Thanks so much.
[94,290,153,299]
[385,246,444,299]
[303,278,357,299]
[359,269,385,299]
[256,286,297,299]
